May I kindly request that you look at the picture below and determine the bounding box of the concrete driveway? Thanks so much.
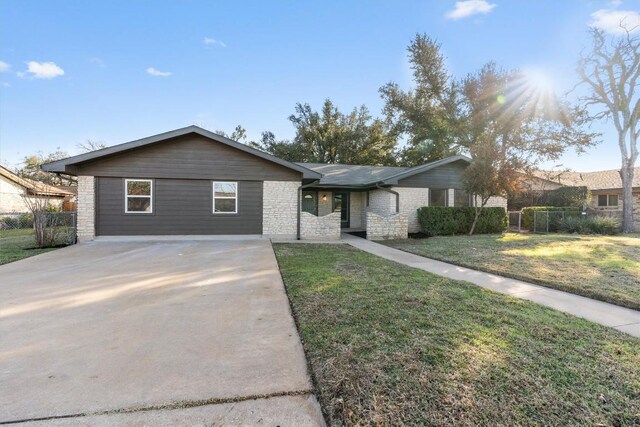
[0,240,324,425]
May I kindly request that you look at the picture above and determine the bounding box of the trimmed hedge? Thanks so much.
[521,206,580,231]
[417,207,508,236]
[558,216,620,235]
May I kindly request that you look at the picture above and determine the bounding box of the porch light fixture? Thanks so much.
[322,194,327,201]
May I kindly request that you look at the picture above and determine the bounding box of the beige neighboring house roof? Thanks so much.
[532,167,640,191]
[0,165,74,197]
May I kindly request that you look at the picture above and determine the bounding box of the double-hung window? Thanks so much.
[125,179,153,213]
[213,182,238,213]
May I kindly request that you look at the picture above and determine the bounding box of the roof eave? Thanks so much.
[40,126,322,179]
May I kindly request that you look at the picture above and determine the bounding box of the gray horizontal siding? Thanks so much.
[96,178,262,235]
[78,134,301,181]
[397,160,468,189]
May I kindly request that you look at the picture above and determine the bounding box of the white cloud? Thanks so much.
[2,82,10,87]
[446,0,496,20]
[0,61,10,72]
[203,37,226,48]
[20,61,65,79]
[146,67,172,77]
[591,9,640,34]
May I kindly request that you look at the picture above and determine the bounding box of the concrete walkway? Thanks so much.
[343,234,640,338]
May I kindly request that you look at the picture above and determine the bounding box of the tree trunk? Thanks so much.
[469,196,489,235]
[620,163,635,233]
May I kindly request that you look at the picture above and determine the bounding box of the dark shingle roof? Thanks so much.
[298,155,472,187]
[297,163,409,186]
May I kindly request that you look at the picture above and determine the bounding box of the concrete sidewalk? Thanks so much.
[343,234,640,338]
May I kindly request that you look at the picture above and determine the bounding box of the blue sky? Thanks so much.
[1,0,638,172]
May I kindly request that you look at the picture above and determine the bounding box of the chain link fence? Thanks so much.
[508,211,522,232]
[0,212,76,246]
[532,210,585,234]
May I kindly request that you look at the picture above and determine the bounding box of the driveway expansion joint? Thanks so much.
[0,389,316,425]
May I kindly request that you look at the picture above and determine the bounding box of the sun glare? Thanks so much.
[522,68,556,95]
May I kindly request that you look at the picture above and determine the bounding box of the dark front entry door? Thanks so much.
[333,191,350,228]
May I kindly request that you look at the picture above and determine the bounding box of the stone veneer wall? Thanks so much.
[367,189,395,215]
[394,187,430,233]
[263,181,300,238]
[77,175,96,241]
[473,195,508,210]
[317,191,333,216]
[588,190,640,230]
[300,211,341,240]
[366,212,408,240]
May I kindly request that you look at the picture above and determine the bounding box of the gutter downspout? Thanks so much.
[376,183,400,213]
[297,180,320,240]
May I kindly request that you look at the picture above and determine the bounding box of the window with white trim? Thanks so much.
[125,179,153,213]
[213,182,238,213]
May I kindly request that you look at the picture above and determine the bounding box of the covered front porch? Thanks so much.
[299,187,408,241]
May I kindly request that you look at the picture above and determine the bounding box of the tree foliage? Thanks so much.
[578,27,639,232]
[254,99,397,165]
[16,150,75,186]
[460,63,597,233]
[380,34,464,166]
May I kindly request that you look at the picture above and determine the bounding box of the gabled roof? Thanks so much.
[535,167,640,191]
[299,155,472,187]
[41,126,322,179]
[0,165,74,197]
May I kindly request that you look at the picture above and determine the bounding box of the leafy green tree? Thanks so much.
[17,149,75,185]
[255,99,397,165]
[380,34,464,166]
[461,63,597,234]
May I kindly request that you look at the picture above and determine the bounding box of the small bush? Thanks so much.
[521,206,580,231]
[417,207,507,236]
[558,215,620,235]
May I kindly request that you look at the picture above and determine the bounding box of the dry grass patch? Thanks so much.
[384,233,640,310]
[274,244,640,426]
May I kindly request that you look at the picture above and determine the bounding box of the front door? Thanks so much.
[333,191,350,228]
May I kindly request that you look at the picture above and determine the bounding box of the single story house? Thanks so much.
[0,165,74,214]
[537,167,640,230]
[41,126,506,241]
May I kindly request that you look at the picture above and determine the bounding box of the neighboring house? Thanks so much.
[531,167,640,229]
[41,126,506,241]
[0,165,74,214]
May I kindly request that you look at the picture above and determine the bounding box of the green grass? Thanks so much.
[383,233,640,310]
[0,229,58,265]
[274,243,640,426]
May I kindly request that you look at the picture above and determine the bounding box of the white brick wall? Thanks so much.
[301,211,341,240]
[395,187,430,233]
[366,212,408,240]
[77,176,95,241]
[367,189,395,215]
[263,181,300,238]
[318,191,333,216]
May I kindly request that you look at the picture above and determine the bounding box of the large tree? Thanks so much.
[461,63,597,234]
[256,99,397,165]
[578,27,639,232]
[16,149,75,186]
[380,34,464,166]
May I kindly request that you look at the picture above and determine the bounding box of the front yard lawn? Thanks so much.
[274,243,640,426]
[383,233,640,310]
[0,229,57,265]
